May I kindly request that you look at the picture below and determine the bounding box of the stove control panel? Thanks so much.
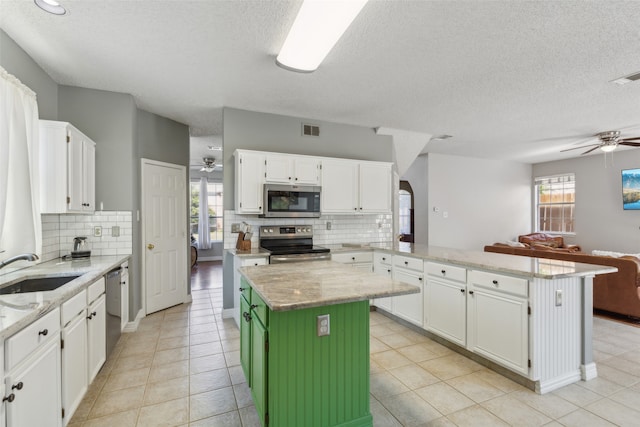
[260,225,313,238]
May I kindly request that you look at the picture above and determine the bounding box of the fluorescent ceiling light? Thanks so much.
[208,145,222,151]
[276,0,369,73]
[34,0,66,15]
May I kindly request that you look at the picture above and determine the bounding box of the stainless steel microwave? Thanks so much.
[262,184,321,218]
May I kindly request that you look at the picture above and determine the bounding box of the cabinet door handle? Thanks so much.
[387,269,391,273]
[460,289,465,293]
[250,304,258,310]
[404,261,408,265]
[243,312,252,322]
[2,394,14,403]
[418,277,423,282]
[351,257,356,261]
[38,329,48,336]
[441,269,446,275]
[468,290,474,295]
[239,287,245,292]
[11,382,23,391]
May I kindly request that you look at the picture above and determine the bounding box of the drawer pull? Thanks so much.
[87,311,97,320]
[2,394,14,403]
[382,257,386,261]
[254,263,258,266]
[460,289,465,293]
[250,304,258,310]
[243,312,252,322]
[11,382,23,391]
[441,270,446,275]
[239,287,245,292]
[387,269,391,273]
[418,277,423,282]
[38,329,48,336]
[469,290,474,295]
[352,257,356,261]
[492,280,499,286]
[404,261,408,265]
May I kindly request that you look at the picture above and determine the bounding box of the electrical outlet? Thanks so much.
[231,223,241,233]
[443,211,449,218]
[317,314,330,337]
[555,289,563,307]
[326,221,332,230]
[93,226,102,237]
[112,226,120,237]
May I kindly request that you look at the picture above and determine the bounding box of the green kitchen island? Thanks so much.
[238,260,419,427]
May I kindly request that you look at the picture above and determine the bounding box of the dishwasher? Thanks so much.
[105,267,122,358]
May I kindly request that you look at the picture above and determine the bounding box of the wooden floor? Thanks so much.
[190,261,222,291]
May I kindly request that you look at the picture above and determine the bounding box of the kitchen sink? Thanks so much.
[0,275,82,295]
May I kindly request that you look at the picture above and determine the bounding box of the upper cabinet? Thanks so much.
[321,159,392,214]
[234,149,392,215]
[235,150,265,214]
[265,154,320,185]
[39,120,96,214]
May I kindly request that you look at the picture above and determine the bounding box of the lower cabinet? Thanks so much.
[233,255,269,328]
[120,261,129,331]
[392,266,424,327]
[425,262,467,347]
[4,308,62,427]
[250,313,267,423]
[87,294,106,384]
[331,251,373,272]
[467,270,529,375]
[239,294,251,384]
[372,252,393,312]
[61,312,87,425]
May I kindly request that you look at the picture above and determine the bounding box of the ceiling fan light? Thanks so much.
[600,144,617,153]
[276,0,368,72]
[34,0,66,15]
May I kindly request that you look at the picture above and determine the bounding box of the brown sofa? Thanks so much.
[485,242,640,319]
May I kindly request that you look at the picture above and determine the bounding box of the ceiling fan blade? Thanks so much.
[560,144,599,153]
[619,137,640,142]
[619,141,640,147]
[581,146,601,155]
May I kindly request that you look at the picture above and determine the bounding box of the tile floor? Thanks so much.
[68,262,640,426]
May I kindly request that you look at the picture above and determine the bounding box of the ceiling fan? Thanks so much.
[191,157,222,172]
[561,131,640,155]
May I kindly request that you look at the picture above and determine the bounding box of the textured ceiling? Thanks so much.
[2,0,640,164]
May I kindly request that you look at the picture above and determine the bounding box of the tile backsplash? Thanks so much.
[223,210,393,250]
[41,211,133,262]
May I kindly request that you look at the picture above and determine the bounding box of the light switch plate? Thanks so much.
[112,226,120,237]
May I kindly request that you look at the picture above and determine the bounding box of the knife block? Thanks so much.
[236,232,251,251]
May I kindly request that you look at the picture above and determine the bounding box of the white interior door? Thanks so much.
[142,159,187,314]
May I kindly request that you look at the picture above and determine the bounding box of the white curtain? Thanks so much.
[198,177,211,249]
[0,66,41,267]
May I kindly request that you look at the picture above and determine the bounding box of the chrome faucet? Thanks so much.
[0,253,39,270]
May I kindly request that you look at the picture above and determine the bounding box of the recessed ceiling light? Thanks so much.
[34,0,66,15]
[431,135,453,141]
[610,71,640,85]
[276,0,368,73]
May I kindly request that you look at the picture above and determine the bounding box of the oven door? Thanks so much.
[270,253,331,264]
[263,184,321,218]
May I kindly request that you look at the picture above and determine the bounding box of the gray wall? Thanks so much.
[1,30,191,322]
[401,155,429,245]
[427,153,532,250]
[0,30,58,120]
[533,151,640,253]
[222,107,393,210]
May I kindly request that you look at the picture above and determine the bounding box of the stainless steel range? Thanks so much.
[259,225,330,263]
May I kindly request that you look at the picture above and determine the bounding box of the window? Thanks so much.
[535,174,575,234]
[190,181,223,243]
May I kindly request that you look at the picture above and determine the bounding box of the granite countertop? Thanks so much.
[326,242,616,279]
[0,255,130,339]
[239,260,419,312]
[226,248,271,257]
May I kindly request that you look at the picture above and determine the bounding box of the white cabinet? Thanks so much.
[359,162,392,213]
[321,159,392,214]
[331,251,373,272]
[61,291,88,425]
[321,159,359,213]
[233,255,269,328]
[234,150,265,214]
[467,270,529,375]
[372,252,393,312]
[87,279,106,383]
[425,262,467,346]
[120,262,129,331]
[39,120,96,214]
[265,154,320,185]
[4,308,61,427]
[392,266,424,327]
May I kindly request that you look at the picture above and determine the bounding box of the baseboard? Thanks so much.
[123,308,144,333]
[537,370,582,394]
[222,308,234,319]
[196,256,222,262]
[184,294,193,304]
[581,362,598,381]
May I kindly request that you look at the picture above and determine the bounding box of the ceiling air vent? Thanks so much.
[302,123,320,137]
[611,71,640,85]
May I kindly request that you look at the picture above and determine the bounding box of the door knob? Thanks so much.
[147,244,155,250]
